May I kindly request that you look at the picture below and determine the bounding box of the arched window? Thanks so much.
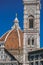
[32,38,34,45]
[29,15,34,28]
[28,38,30,45]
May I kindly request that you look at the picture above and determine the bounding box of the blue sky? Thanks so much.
[0,0,43,48]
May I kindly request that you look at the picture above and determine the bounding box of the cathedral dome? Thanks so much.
[5,29,23,50]
[0,14,23,50]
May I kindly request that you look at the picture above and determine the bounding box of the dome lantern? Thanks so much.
[14,13,19,23]
[12,13,20,29]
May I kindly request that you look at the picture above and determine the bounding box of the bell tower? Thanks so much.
[23,0,40,65]
[23,0,40,49]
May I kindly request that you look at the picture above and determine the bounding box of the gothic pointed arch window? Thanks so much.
[32,38,34,45]
[29,15,34,28]
[28,38,30,45]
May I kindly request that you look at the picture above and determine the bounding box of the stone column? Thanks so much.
[23,33,26,65]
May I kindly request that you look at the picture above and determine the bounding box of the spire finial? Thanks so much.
[16,13,17,17]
